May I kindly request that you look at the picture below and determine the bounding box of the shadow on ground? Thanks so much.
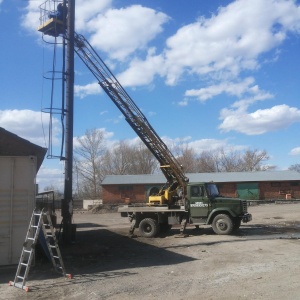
[2,220,299,291]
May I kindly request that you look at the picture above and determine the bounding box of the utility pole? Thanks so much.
[62,0,75,243]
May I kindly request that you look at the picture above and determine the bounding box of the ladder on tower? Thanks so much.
[9,209,71,292]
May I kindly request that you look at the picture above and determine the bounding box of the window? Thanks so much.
[207,183,219,197]
[191,186,203,197]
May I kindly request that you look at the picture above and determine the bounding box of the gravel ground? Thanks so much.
[1,202,300,300]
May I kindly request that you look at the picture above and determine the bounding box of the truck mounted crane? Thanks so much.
[38,5,252,238]
[72,33,189,208]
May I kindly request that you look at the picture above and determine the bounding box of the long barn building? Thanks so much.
[102,171,300,204]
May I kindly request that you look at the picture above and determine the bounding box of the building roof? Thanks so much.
[0,127,47,171]
[102,171,300,185]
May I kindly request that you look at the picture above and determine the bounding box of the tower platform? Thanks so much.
[38,18,65,37]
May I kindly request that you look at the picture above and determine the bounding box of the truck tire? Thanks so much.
[139,218,159,237]
[212,214,233,235]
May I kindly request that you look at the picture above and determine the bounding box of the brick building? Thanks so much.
[102,171,300,204]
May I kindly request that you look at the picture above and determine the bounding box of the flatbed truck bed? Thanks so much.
[118,205,186,214]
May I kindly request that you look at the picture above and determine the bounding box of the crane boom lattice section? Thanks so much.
[72,33,188,197]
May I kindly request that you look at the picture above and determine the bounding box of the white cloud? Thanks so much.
[21,0,42,32]
[0,109,60,147]
[22,0,112,35]
[101,0,300,87]
[19,0,300,140]
[178,99,189,107]
[75,0,112,32]
[230,91,274,112]
[74,82,101,99]
[289,147,300,156]
[36,165,64,192]
[183,77,274,110]
[219,104,300,135]
[87,5,170,61]
[148,111,157,117]
[116,48,164,86]
[105,115,124,124]
[160,135,245,155]
[163,0,300,85]
[22,0,300,90]
[185,77,257,102]
[73,127,115,149]
[183,76,298,137]
[187,139,230,154]
[161,135,192,147]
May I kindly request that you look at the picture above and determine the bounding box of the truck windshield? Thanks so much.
[206,184,220,197]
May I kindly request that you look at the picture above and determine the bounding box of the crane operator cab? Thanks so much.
[38,0,67,37]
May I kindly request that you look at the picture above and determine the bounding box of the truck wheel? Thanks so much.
[212,214,233,235]
[139,218,159,237]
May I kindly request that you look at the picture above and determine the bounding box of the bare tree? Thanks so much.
[74,127,275,199]
[196,150,219,172]
[164,145,274,173]
[102,140,157,175]
[217,147,243,172]
[240,149,273,171]
[74,128,106,199]
[175,145,199,173]
[192,147,274,173]
[102,140,132,175]
[289,164,300,172]
[127,141,158,174]
[42,184,63,200]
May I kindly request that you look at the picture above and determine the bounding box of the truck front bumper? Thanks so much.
[242,213,252,223]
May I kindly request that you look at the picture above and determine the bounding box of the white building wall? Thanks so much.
[83,199,102,210]
[0,156,36,265]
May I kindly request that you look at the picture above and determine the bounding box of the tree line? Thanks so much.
[69,128,283,200]
[44,128,299,199]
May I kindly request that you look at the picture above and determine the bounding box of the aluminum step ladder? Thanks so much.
[9,209,71,292]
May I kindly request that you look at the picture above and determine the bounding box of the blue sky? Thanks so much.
[1,0,300,191]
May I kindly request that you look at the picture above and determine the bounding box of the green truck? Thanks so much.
[118,181,252,237]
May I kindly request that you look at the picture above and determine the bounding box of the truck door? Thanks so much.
[189,185,209,218]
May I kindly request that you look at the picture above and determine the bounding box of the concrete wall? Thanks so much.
[83,199,103,210]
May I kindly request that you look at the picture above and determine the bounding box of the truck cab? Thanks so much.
[187,182,252,234]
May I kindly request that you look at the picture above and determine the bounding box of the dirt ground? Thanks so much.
[1,202,300,300]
